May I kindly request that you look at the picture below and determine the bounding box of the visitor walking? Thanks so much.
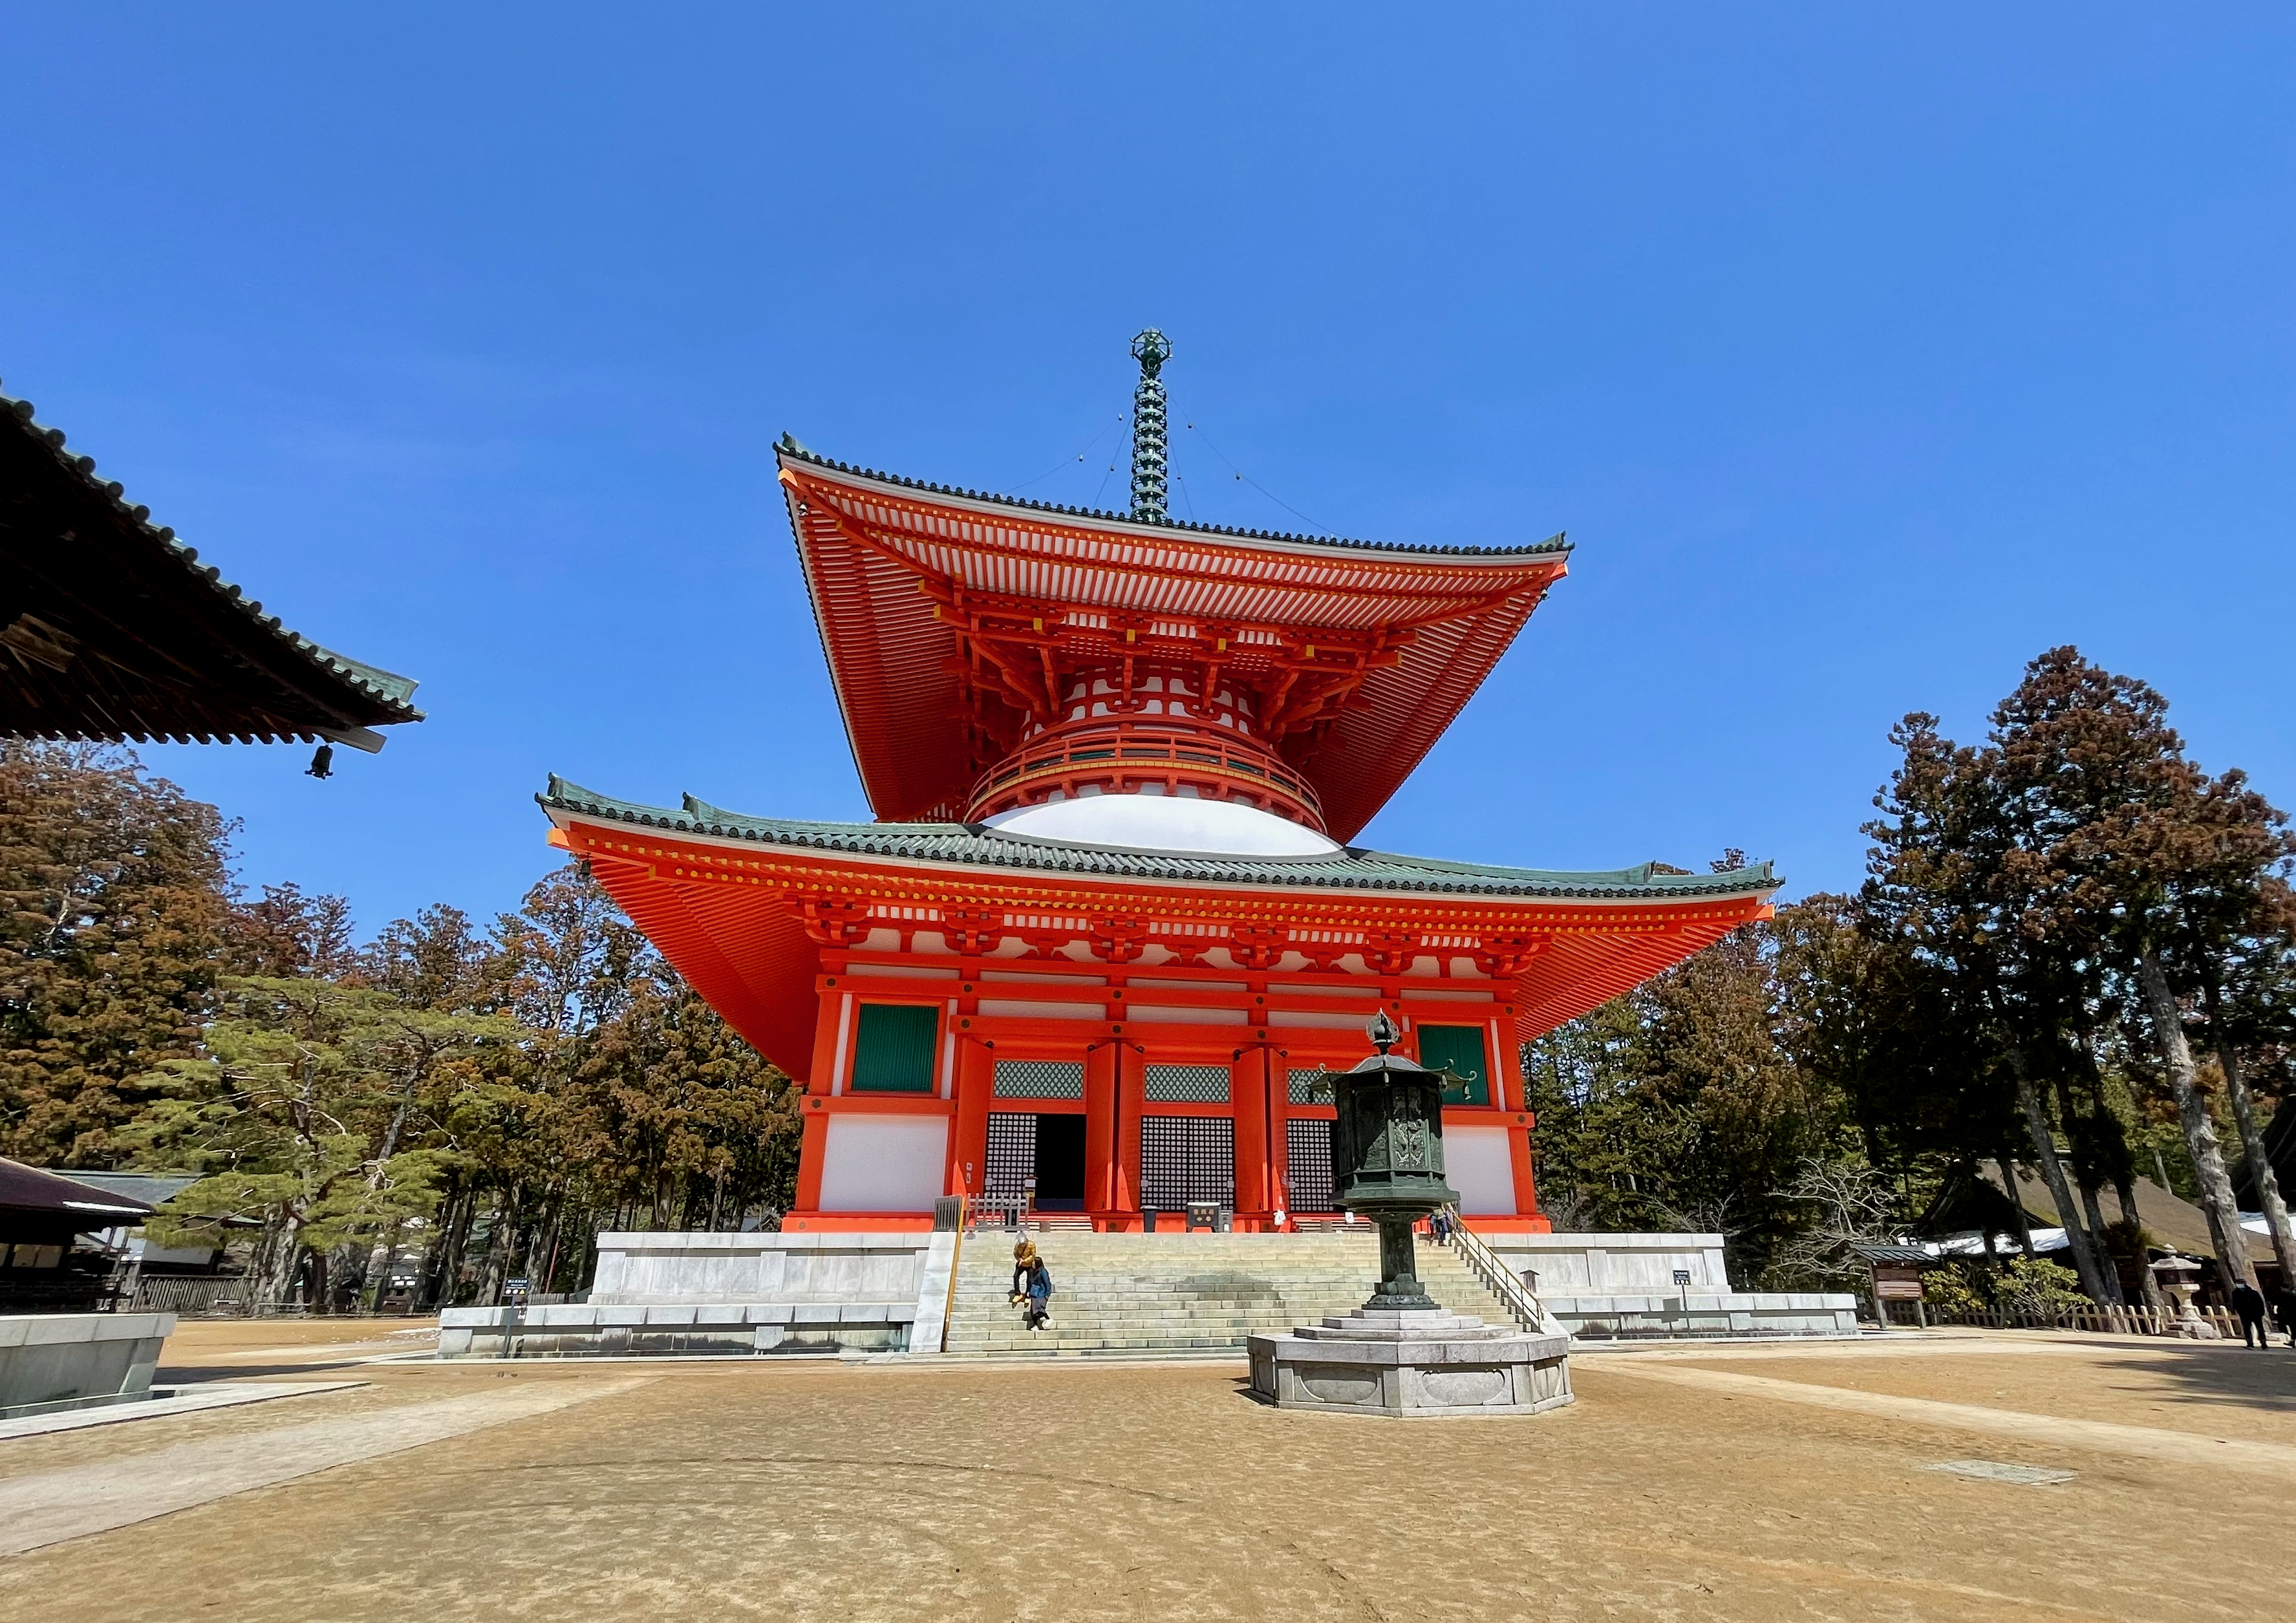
[1009,1238,1039,1306]
[1022,1250,1054,1333]
[2229,1279,2269,1349]
[2274,1282,2296,1349]
[1429,1207,1454,1247]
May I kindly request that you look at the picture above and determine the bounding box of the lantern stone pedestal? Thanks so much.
[1249,1307,1573,1417]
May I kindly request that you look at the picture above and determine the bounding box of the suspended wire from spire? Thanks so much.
[1003,414,1126,497]
[1184,421,1334,536]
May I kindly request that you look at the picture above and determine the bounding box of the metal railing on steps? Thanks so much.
[1442,1206,1561,1337]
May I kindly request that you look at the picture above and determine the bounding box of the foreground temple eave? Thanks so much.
[1,387,424,749]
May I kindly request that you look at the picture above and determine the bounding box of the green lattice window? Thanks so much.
[1417,1024,1490,1106]
[1144,1063,1229,1102]
[851,1004,938,1093]
[994,1060,1084,1099]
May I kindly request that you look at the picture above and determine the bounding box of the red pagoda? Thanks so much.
[543,333,1776,1232]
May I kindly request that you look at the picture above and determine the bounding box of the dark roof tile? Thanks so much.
[777,436,1569,561]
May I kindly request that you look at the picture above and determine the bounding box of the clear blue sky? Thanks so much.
[6,7,2291,936]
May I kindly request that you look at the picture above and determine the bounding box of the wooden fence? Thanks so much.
[128,1274,255,1316]
[1883,1300,2255,1337]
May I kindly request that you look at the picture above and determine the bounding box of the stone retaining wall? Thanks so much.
[0,1313,177,1418]
[1482,1234,1858,1337]
[438,1232,953,1358]
[436,1229,1857,1358]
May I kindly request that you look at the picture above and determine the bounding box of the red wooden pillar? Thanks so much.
[1085,1042,1119,1225]
[790,976,846,1224]
[794,1098,829,1214]
[1116,1042,1145,1226]
[1230,1048,1271,1228]
[1496,1015,1546,1225]
[950,1038,993,1198]
[1267,1051,1292,1229]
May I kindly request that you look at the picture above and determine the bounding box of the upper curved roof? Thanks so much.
[1,386,422,749]
[777,441,1569,839]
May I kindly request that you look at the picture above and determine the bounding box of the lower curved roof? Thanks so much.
[541,778,1779,903]
[543,777,1778,1077]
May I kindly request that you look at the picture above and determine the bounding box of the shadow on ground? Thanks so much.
[156,1359,383,1382]
[2096,1342,2296,1417]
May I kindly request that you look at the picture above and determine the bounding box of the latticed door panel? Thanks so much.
[1139,1116,1235,1210]
[1285,1118,1336,1212]
[984,1112,1037,1201]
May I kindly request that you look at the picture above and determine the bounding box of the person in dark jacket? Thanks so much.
[2229,1280,2269,1348]
[1023,1252,1054,1332]
[2274,1282,2296,1349]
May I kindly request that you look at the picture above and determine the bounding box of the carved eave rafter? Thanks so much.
[921,579,1428,746]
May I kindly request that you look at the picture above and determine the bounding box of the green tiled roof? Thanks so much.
[541,777,1778,901]
[778,437,1570,561]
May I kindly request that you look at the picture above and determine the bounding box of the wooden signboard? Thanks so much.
[1871,1265,1925,1301]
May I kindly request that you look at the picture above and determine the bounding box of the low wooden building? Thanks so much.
[0,1159,153,1312]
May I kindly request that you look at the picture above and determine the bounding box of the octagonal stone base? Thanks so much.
[1247,1307,1573,1419]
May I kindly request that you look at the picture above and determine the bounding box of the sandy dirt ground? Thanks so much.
[1,1323,2290,1622]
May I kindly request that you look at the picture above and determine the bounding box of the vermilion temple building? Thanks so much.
[542,334,1776,1234]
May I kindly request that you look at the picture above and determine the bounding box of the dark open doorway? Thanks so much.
[1033,1112,1088,1210]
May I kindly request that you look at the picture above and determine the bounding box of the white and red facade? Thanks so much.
[544,440,1777,1232]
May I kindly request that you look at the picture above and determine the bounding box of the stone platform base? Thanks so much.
[1247,1306,1572,1418]
[1,1313,176,1420]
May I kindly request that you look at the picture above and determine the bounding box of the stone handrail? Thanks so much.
[941,1195,969,1351]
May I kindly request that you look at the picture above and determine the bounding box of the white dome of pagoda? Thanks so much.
[982,789,1343,857]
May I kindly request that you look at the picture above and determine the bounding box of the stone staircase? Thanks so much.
[943,1230,1517,1357]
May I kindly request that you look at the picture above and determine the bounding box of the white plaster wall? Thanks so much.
[1444,1125,1517,1215]
[1485,1233,1732,1290]
[590,1234,931,1305]
[818,1115,949,1212]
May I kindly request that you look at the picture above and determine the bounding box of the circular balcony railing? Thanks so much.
[964,714,1325,830]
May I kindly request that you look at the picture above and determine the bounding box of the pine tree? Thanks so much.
[1988,647,2293,1295]
[0,742,233,1165]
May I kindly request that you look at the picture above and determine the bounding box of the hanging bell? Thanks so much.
[305,743,334,780]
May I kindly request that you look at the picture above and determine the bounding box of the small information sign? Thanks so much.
[1872,1266,1924,1301]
